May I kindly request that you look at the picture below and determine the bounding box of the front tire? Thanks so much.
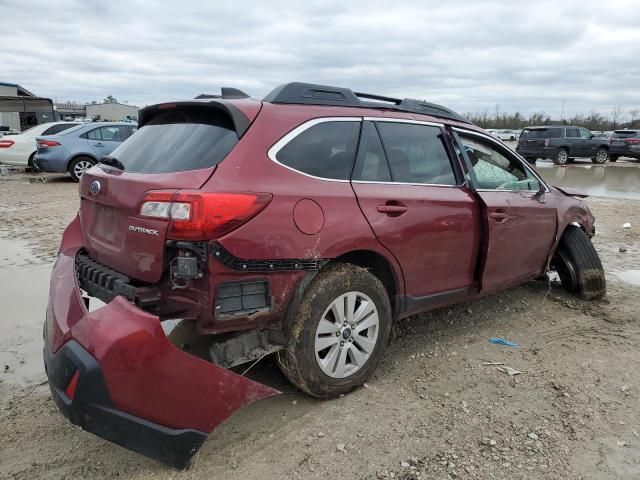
[552,226,606,300]
[592,148,608,164]
[277,263,391,398]
[609,155,619,162]
[554,148,569,165]
[68,156,95,182]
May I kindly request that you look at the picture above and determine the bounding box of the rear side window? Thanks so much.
[275,121,360,180]
[109,109,238,174]
[42,123,77,135]
[521,128,561,139]
[353,122,391,182]
[84,128,101,140]
[376,122,455,185]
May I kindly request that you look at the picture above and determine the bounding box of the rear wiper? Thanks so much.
[99,156,125,171]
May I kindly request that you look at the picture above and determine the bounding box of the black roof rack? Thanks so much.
[194,87,250,100]
[263,82,472,124]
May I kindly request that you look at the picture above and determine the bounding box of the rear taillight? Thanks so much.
[624,138,640,145]
[544,138,550,147]
[139,190,272,240]
[37,140,60,148]
[0,139,14,148]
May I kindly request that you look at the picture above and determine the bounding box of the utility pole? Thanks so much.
[560,99,565,121]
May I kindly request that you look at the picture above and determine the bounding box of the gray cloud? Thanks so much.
[1,0,639,119]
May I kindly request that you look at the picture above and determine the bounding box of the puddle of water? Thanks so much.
[536,163,640,200]
[0,237,51,387]
[613,270,640,286]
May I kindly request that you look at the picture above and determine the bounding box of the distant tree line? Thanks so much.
[464,105,640,131]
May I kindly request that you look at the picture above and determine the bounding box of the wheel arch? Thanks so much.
[66,152,98,171]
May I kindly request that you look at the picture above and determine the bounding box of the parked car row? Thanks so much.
[516,125,620,165]
[0,121,136,181]
[487,129,520,141]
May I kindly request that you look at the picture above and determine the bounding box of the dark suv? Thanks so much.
[44,82,606,467]
[516,125,610,165]
[609,129,640,161]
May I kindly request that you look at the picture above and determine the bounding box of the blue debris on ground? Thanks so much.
[489,337,519,347]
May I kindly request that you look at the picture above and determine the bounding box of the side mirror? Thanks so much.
[590,134,595,139]
[534,182,546,203]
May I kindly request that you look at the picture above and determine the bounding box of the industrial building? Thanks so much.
[1,81,140,132]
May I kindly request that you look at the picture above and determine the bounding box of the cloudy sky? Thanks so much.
[2,0,639,119]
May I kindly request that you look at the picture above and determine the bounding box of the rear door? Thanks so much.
[565,127,582,156]
[79,106,246,282]
[455,130,557,292]
[351,120,481,309]
[579,127,597,156]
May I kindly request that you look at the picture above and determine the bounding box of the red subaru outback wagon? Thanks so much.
[44,82,605,467]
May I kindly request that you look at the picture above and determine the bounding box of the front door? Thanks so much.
[455,130,557,292]
[351,121,481,310]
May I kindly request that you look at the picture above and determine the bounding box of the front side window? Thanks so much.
[566,128,580,138]
[459,134,540,191]
[579,128,591,139]
[376,122,456,185]
[275,121,360,180]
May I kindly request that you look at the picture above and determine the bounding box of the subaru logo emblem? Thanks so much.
[90,180,101,195]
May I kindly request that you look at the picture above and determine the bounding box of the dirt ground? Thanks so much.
[0,169,639,479]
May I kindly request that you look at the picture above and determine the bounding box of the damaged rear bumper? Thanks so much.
[44,218,278,468]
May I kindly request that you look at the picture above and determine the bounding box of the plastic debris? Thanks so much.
[496,366,522,376]
[622,223,631,229]
[482,361,504,366]
[489,337,519,347]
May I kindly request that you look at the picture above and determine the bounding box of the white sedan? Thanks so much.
[0,121,80,169]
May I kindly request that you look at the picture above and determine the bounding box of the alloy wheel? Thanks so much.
[314,291,379,379]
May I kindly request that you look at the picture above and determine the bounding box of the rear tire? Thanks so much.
[68,156,95,182]
[277,263,391,398]
[27,152,40,172]
[553,148,569,165]
[609,155,619,162]
[591,147,608,164]
[552,226,606,300]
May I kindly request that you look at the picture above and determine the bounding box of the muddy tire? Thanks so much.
[277,263,391,398]
[68,156,95,182]
[591,147,609,164]
[553,148,569,165]
[552,226,606,300]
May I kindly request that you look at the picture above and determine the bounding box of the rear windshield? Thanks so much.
[109,109,238,174]
[611,130,639,138]
[520,128,562,139]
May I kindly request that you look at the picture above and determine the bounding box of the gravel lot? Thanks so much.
[0,168,639,479]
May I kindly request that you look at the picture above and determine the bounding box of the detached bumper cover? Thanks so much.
[44,217,278,468]
[44,339,207,468]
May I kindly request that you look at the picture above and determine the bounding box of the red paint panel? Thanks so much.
[47,245,277,433]
[477,190,557,292]
[352,183,481,298]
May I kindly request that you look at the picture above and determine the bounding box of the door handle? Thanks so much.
[93,143,104,147]
[489,211,509,222]
[377,204,408,215]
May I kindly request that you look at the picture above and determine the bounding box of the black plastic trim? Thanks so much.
[138,100,252,138]
[263,82,473,125]
[397,287,476,318]
[43,339,207,469]
[211,242,329,272]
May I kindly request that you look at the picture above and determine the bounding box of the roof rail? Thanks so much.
[263,82,472,124]
[195,87,251,100]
